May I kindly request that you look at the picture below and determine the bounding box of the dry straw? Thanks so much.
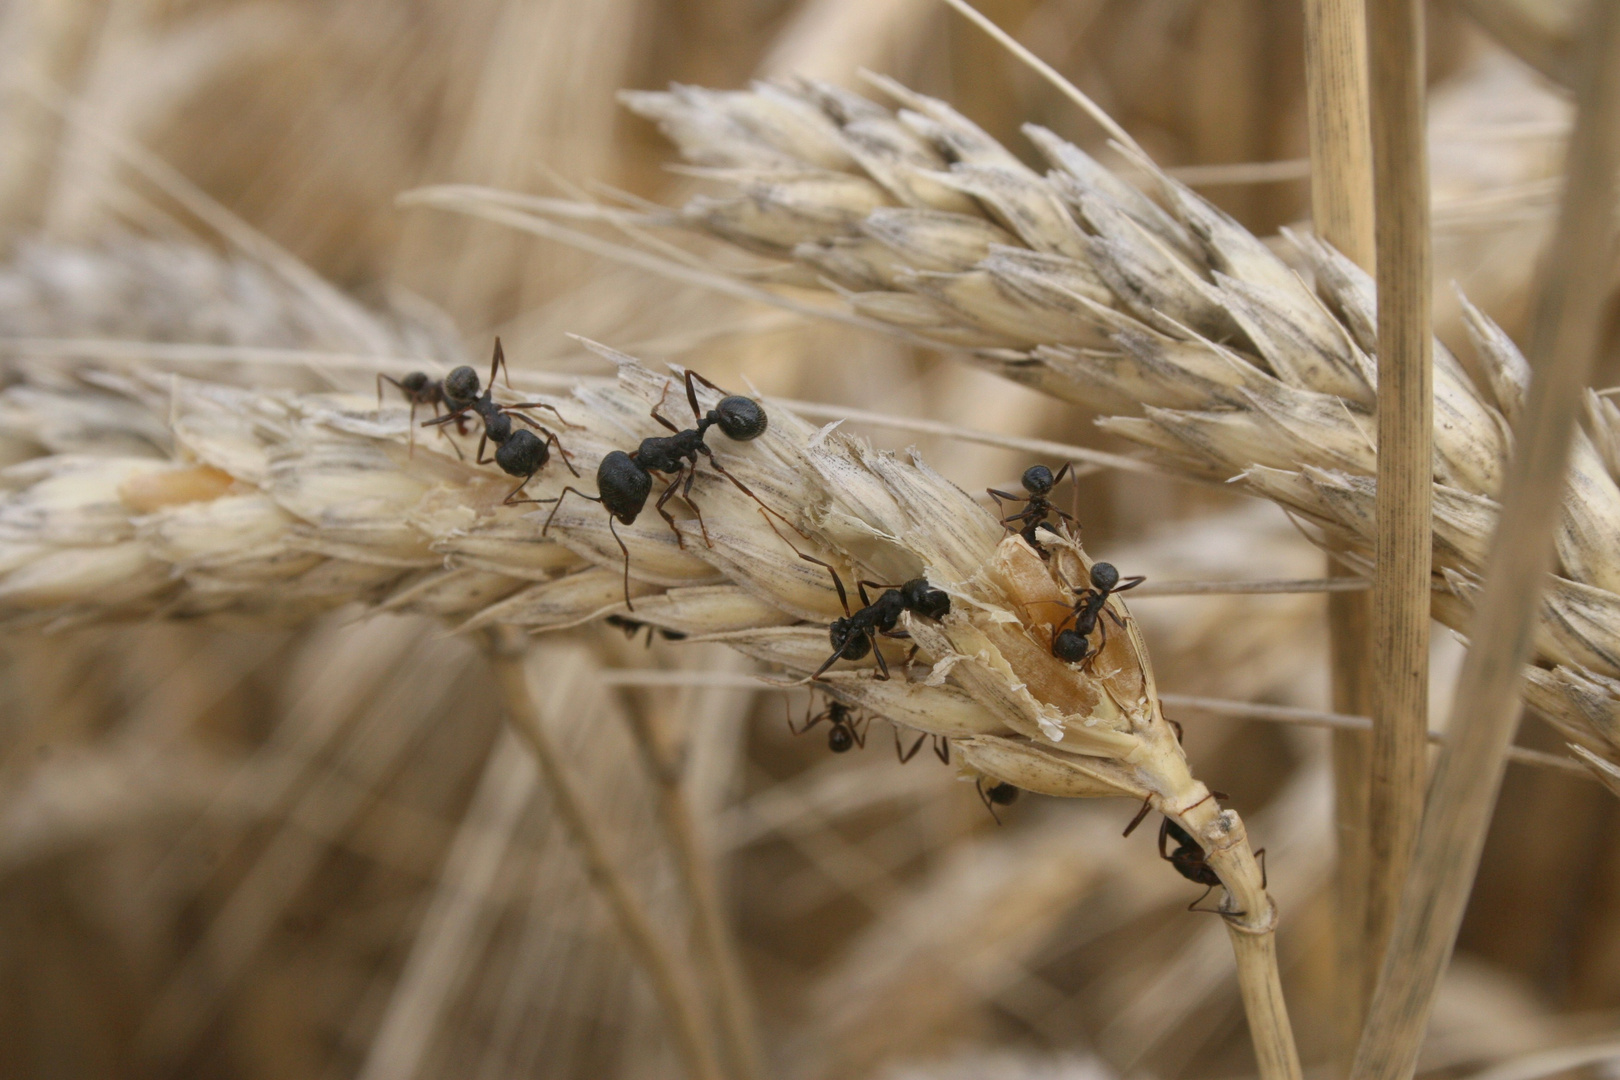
[404,71,1620,777]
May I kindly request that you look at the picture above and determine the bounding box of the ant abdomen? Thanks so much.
[827,725,855,752]
[829,618,873,661]
[495,430,547,478]
[714,396,768,441]
[1052,629,1088,663]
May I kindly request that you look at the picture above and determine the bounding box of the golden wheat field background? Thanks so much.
[1,1,1618,1079]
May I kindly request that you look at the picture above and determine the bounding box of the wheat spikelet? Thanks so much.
[414,74,1620,768]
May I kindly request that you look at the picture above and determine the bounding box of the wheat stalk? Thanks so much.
[402,73,1620,772]
[0,348,1297,1079]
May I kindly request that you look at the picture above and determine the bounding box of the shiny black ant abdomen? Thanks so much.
[539,369,774,609]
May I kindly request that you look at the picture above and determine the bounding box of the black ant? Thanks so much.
[976,777,1020,824]
[377,370,470,457]
[988,463,1077,553]
[1051,561,1145,667]
[788,695,868,753]
[1121,789,1264,914]
[797,564,950,681]
[604,614,688,647]
[421,340,580,504]
[539,369,772,609]
[894,726,950,764]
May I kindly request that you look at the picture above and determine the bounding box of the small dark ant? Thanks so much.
[1051,561,1145,667]
[540,369,772,609]
[604,614,688,647]
[1121,789,1265,915]
[894,726,950,764]
[976,777,1020,824]
[988,463,1077,553]
[800,567,950,681]
[377,370,469,457]
[421,340,580,504]
[788,695,868,753]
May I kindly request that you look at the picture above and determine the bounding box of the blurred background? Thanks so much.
[0,0,1615,1078]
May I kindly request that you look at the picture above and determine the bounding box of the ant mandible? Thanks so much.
[988,463,1077,554]
[420,340,581,504]
[1051,561,1145,667]
[976,777,1020,824]
[788,695,868,753]
[539,369,772,609]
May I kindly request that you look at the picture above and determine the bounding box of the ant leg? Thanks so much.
[1158,816,1175,861]
[976,779,1003,825]
[895,728,926,764]
[1051,462,1073,488]
[653,472,689,549]
[507,400,580,429]
[490,338,511,388]
[475,433,492,465]
[684,369,733,423]
[1122,795,1154,837]
[1188,885,1225,914]
[539,487,600,534]
[502,470,538,505]
[681,464,713,547]
[543,430,580,477]
[650,382,682,433]
[871,639,891,681]
[609,517,635,611]
[423,405,474,429]
[683,369,704,425]
[703,453,805,536]
[987,488,1024,528]
[934,736,949,765]
[789,705,830,737]
[1115,576,1146,593]
[852,712,869,748]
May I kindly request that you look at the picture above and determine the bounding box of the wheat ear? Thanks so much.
[0,349,1298,1080]
[407,74,1620,771]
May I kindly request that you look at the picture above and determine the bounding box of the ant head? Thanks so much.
[829,618,871,661]
[987,781,1020,806]
[401,371,430,393]
[494,429,546,477]
[1090,561,1120,591]
[444,365,481,404]
[1052,628,1089,663]
[597,451,653,525]
[485,411,513,444]
[714,396,768,441]
[827,725,855,753]
[1021,464,1054,495]
[900,578,951,620]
